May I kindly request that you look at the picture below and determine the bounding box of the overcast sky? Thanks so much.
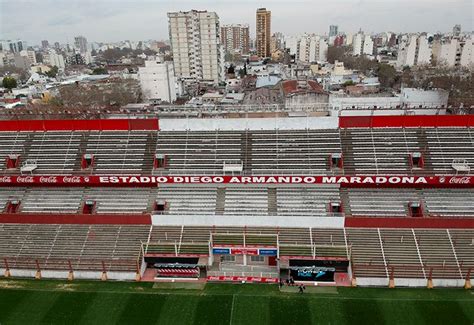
[1,0,472,45]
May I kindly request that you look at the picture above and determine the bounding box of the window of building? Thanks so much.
[250,256,265,262]
[222,255,235,262]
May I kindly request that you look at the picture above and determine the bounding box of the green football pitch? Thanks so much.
[0,278,472,325]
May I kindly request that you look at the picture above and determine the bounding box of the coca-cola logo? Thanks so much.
[448,176,471,184]
[62,176,82,183]
[17,176,34,183]
[0,176,12,183]
[40,176,58,183]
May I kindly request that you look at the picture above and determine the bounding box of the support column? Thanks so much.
[464,268,472,290]
[350,261,357,287]
[101,261,108,281]
[135,261,141,281]
[388,266,395,288]
[3,258,10,278]
[351,277,357,287]
[427,267,434,289]
[67,260,74,281]
[35,260,41,280]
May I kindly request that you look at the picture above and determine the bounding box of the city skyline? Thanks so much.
[1,0,472,44]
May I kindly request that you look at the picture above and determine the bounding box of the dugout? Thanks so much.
[281,259,349,283]
[145,256,206,279]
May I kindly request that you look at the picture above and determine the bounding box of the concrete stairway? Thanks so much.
[215,188,226,215]
[268,188,277,215]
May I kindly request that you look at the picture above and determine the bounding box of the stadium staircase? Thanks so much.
[267,188,277,215]
[449,229,474,279]
[215,188,226,215]
[2,133,35,175]
[340,128,356,174]
[143,132,158,173]
[413,128,430,175]
[72,132,91,172]
[339,188,352,216]
[241,131,253,173]
[21,134,35,165]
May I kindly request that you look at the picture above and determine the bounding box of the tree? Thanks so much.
[45,66,59,78]
[102,48,124,62]
[92,67,108,75]
[224,52,234,62]
[377,64,398,89]
[400,66,415,88]
[142,49,157,56]
[327,46,346,64]
[2,76,17,89]
[58,78,141,108]
[0,65,29,82]
[35,52,44,64]
[345,56,378,75]
[342,80,355,87]
[101,48,135,62]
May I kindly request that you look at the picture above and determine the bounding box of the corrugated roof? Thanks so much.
[281,80,325,95]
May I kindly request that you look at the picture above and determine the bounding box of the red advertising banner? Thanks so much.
[230,248,259,255]
[345,217,474,229]
[0,175,472,188]
[339,115,474,128]
[207,276,278,283]
[279,256,349,261]
[0,213,151,225]
[0,119,159,131]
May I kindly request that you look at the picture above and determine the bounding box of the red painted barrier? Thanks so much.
[345,217,474,229]
[207,276,278,283]
[0,119,159,131]
[1,175,472,188]
[339,115,474,128]
[0,213,151,225]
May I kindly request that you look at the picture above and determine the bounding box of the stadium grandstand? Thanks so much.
[0,114,473,288]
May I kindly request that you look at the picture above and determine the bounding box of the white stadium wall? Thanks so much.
[339,108,446,116]
[159,116,339,131]
[0,268,136,281]
[152,214,345,228]
[356,277,469,288]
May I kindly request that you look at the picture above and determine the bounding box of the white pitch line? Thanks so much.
[229,294,236,325]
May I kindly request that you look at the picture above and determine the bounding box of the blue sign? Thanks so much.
[212,248,230,255]
[258,249,278,256]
